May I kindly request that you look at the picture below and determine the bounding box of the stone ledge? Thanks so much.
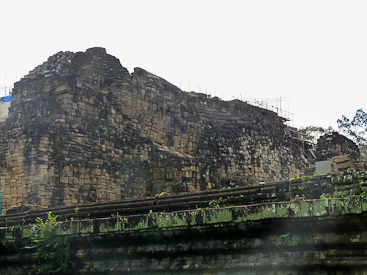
[3,170,367,225]
[2,197,367,242]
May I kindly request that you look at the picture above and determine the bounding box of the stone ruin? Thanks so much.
[0,47,335,213]
[316,131,360,161]
[315,131,362,173]
[30,51,75,76]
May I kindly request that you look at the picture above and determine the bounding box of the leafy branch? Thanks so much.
[23,211,70,273]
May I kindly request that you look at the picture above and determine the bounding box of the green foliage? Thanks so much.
[320,193,332,199]
[73,207,80,220]
[314,170,319,176]
[280,232,291,238]
[290,194,299,202]
[298,126,333,143]
[289,236,298,247]
[280,232,298,247]
[338,109,367,160]
[208,197,226,208]
[298,175,309,191]
[338,109,367,144]
[23,212,70,274]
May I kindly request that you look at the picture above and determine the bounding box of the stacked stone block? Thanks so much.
[0,47,309,212]
[316,131,360,161]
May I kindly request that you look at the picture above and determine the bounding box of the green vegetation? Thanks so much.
[289,236,298,247]
[320,193,332,199]
[298,175,309,191]
[280,232,298,247]
[338,109,367,144]
[290,195,297,202]
[299,126,333,143]
[208,197,227,208]
[338,108,367,161]
[280,232,291,238]
[23,212,70,274]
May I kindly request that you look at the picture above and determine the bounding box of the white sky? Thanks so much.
[1,0,366,130]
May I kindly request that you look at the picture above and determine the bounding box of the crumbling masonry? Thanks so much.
[0,47,309,212]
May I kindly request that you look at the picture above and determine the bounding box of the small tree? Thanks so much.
[23,211,70,273]
[298,126,333,144]
[338,109,367,143]
[338,108,367,160]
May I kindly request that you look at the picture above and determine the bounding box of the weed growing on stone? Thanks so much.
[290,195,299,202]
[280,232,298,247]
[298,175,309,191]
[320,193,332,199]
[22,211,70,273]
[208,197,226,208]
[280,232,291,238]
[289,236,298,247]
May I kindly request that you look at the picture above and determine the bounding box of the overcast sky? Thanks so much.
[1,0,366,130]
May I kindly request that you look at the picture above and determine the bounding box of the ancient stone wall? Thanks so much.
[0,47,308,212]
[316,131,360,161]
[2,171,367,274]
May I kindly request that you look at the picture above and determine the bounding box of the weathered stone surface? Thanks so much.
[316,131,360,161]
[29,51,75,76]
[0,47,310,213]
[2,194,367,273]
[0,171,367,273]
[1,170,367,226]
